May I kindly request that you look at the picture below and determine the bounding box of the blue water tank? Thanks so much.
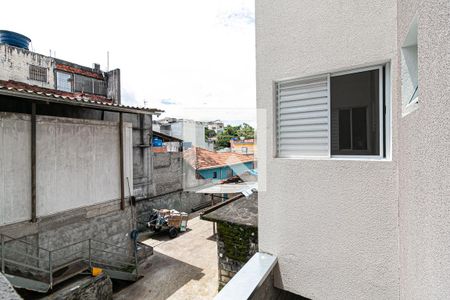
[0,30,31,50]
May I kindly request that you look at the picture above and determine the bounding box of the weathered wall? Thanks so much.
[151,152,183,196]
[0,112,132,225]
[256,0,399,299]
[0,199,135,268]
[397,1,450,299]
[217,222,258,290]
[0,273,22,300]
[40,272,112,300]
[0,44,55,89]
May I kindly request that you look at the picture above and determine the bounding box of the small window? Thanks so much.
[29,65,47,82]
[56,71,72,92]
[212,171,218,179]
[401,18,419,115]
[276,66,387,158]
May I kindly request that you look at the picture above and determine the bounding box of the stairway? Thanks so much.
[0,234,151,293]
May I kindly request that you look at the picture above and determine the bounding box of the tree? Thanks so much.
[205,128,216,141]
[237,123,255,140]
[215,123,255,150]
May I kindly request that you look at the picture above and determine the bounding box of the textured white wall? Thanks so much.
[0,44,55,88]
[398,1,450,299]
[0,113,133,224]
[256,1,399,299]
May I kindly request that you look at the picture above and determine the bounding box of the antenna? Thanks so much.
[107,51,110,71]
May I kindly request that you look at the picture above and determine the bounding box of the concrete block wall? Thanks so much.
[152,152,183,196]
[0,199,135,276]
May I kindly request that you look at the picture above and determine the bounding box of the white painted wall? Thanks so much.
[256,1,399,299]
[0,112,132,225]
[0,44,55,88]
[397,1,450,299]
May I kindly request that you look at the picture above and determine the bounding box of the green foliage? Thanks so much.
[205,128,217,140]
[217,221,257,263]
[215,123,255,149]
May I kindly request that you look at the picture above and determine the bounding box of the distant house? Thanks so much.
[183,147,254,187]
[230,138,255,154]
[153,117,214,150]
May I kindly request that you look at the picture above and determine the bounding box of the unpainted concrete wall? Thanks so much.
[0,112,133,225]
[256,0,399,299]
[0,44,55,89]
[151,152,183,196]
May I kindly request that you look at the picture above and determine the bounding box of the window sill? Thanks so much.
[276,156,391,162]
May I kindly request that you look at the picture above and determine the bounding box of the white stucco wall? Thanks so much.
[0,44,55,88]
[398,1,450,299]
[256,1,399,299]
[0,113,133,225]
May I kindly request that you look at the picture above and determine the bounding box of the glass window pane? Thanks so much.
[56,72,72,92]
[331,69,380,156]
[339,109,351,150]
[352,107,367,150]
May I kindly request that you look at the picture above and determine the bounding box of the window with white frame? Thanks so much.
[276,65,388,158]
[401,18,418,115]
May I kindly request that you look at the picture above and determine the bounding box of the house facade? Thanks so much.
[184,147,255,188]
[256,1,449,299]
[230,138,255,154]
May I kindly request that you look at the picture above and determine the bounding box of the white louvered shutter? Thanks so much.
[276,76,330,157]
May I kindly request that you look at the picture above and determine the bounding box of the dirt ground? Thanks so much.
[114,217,219,300]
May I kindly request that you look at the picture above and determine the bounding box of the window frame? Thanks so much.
[275,63,391,160]
[56,71,73,92]
[29,65,47,83]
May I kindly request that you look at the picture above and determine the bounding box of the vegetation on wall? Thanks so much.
[217,221,258,263]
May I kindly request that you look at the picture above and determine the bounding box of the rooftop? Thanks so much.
[0,80,163,115]
[184,147,254,170]
[201,192,258,227]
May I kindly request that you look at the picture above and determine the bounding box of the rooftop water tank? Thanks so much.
[0,30,31,50]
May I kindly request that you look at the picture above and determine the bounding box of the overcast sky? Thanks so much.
[2,0,256,126]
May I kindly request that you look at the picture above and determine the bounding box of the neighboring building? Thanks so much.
[202,192,258,290]
[230,138,255,154]
[153,117,214,150]
[0,33,210,294]
[0,31,121,104]
[151,130,183,153]
[207,119,224,133]
[234,1,450,300]
[184,147,255,188]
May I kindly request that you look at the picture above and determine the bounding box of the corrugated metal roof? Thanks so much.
[0,80,163,115]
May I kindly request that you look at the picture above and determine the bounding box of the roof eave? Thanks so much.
[0,89,164,116]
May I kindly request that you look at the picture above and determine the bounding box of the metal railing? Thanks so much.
[0,233,139,292]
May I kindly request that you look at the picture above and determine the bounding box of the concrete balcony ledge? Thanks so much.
[214,252,277,300]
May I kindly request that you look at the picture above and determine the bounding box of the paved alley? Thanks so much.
[114,217,218,300]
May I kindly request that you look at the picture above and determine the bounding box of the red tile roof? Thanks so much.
[0,80,110,102]
[0,80,163,115]
[184,147,254,170]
